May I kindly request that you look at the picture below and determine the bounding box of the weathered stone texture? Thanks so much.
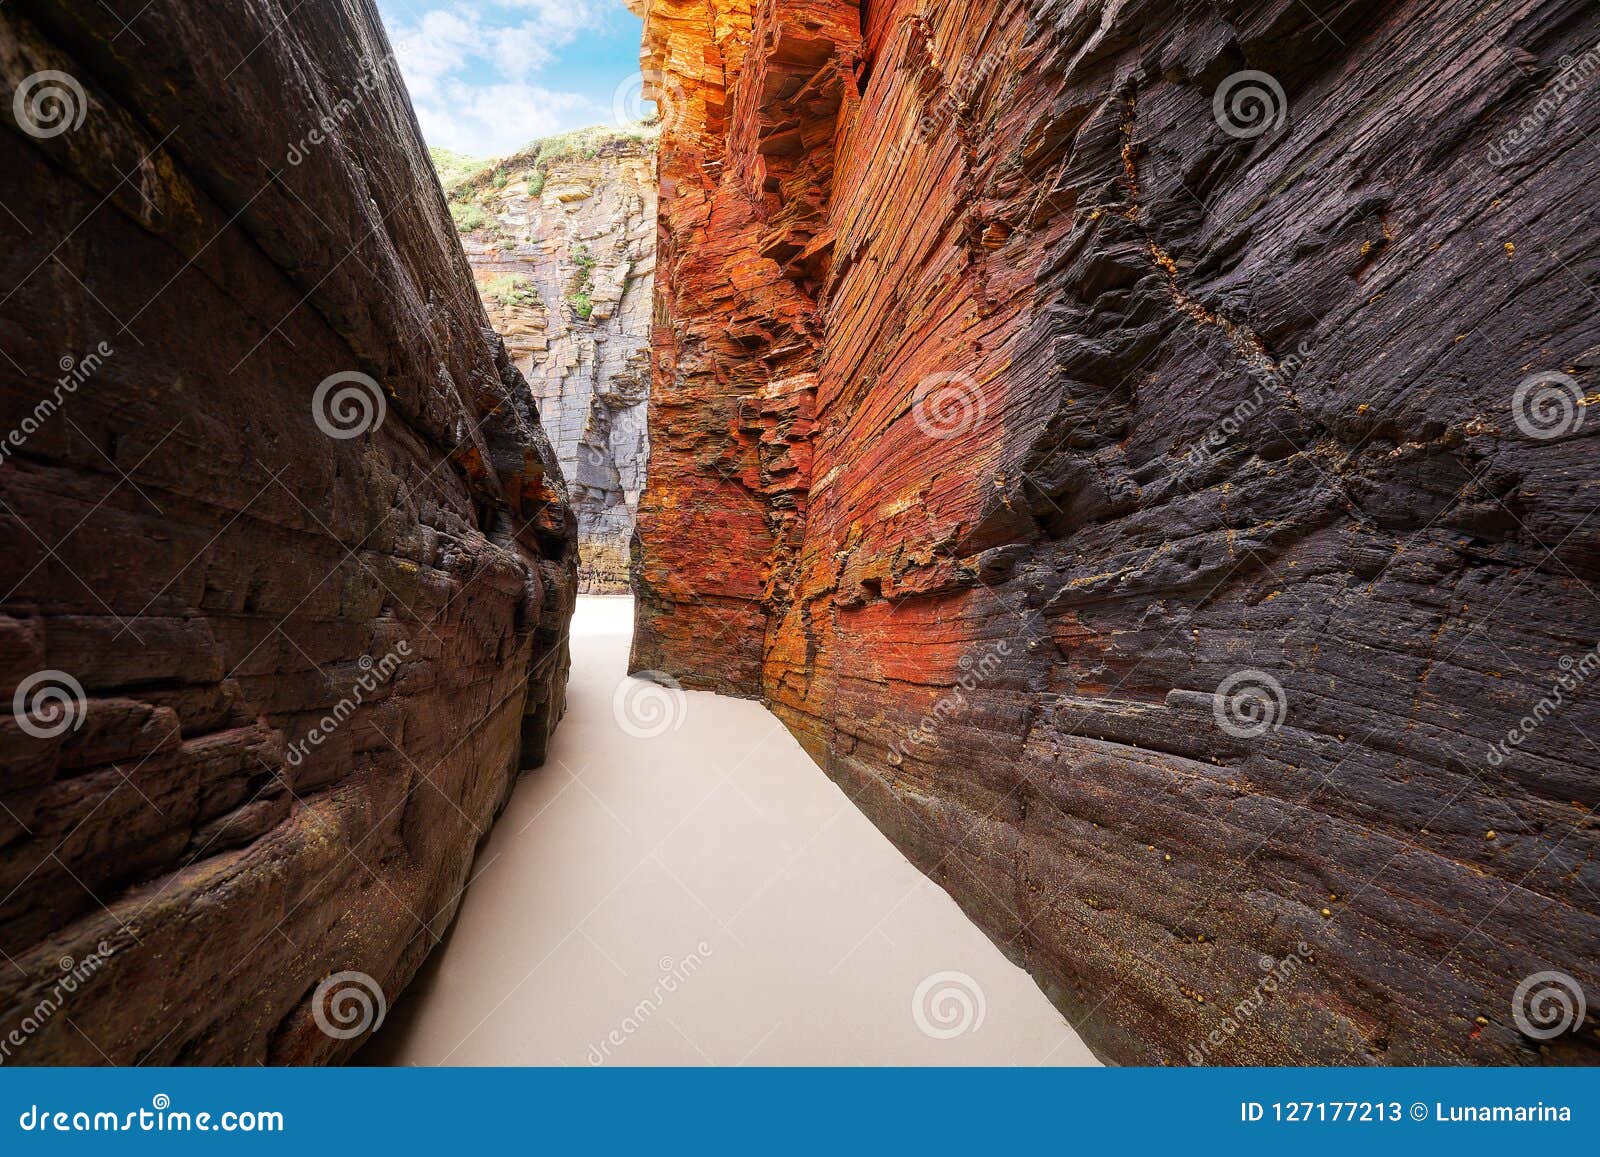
[453,135,657,593]
[633,0,1600,1063]
[0,0,576,1062]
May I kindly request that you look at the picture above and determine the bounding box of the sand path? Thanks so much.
[366,596,1095,1065]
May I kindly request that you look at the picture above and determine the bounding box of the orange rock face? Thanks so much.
[635,0,1600,1064]
[630,0,833,695]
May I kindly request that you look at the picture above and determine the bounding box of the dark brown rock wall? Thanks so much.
[634,0,1600,1063]
[0,0,575,1062]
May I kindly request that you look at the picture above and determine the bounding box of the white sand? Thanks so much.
[365,596,1096,1066]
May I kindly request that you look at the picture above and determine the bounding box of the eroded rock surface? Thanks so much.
[0,0,576,1062]
[632,0,1600,1064]
[448,131,657,593]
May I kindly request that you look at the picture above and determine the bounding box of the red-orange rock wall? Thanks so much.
[634,0,1600,1063]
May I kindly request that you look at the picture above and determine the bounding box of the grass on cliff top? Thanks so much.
[436,122,659,212]
[528,122,659,166]
[448,201,489,233]
[482,274,540,308]
[429,147,485,190]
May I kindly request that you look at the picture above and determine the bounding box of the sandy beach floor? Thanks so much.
[364,596,1096,1066]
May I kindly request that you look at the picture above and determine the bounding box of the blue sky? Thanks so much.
[376,0,646,159]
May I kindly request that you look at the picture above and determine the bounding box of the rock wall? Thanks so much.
[450,133,657,593]
[0,0,576,1062]
[633,0,1600,1064]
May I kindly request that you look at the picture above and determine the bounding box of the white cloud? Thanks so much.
[499,0,610,42]
[414,81,601,157]
[389,10,480,98]
[383,0,615,155]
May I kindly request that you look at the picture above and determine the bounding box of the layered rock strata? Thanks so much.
[450,132,657,593]
[632,0,1600,1064]
[0,0,576,1063]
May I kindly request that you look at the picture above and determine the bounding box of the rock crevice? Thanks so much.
[447,130,658,593]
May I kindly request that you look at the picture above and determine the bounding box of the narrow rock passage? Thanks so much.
[366,597,1095,1065]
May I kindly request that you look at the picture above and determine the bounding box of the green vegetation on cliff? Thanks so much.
[448,201,489,233]
[483,274,540,308]
[429,146,484,190]
[569,244,597,321]
[430,124,659,235]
